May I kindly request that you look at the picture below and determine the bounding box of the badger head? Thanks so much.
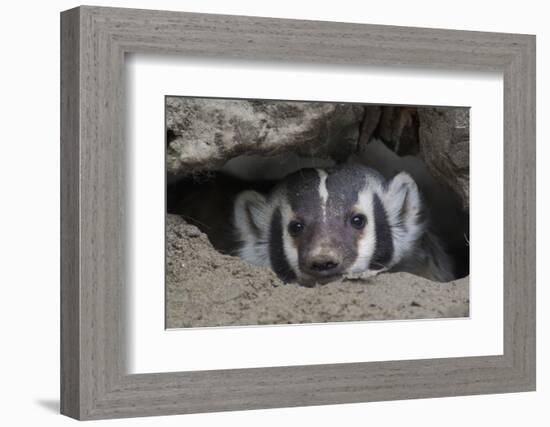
[233,163,426,286]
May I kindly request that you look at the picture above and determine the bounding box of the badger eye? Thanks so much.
[288,220,304,236]
[350,214,367,229]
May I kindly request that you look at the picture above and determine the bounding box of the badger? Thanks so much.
[232,163,455,285]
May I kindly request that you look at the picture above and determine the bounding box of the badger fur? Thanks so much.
[233,163,455,285]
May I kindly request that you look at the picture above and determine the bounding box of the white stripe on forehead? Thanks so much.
[316,169,329,222]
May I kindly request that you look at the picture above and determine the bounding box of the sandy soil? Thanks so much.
[166,214,469,328]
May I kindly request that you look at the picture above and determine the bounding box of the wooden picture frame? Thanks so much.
[60,5,536,420]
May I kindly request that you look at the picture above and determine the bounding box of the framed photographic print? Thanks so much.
[60,6,536,420]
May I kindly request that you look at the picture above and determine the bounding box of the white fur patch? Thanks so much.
[233,190,271,267]
[316,168,329,222]
[348,185,378,274]
[280,201,300,280]
[383,172,425,265]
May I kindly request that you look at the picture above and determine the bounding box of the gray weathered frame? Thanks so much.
[60,5,536,420]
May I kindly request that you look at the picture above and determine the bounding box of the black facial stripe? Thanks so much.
[285,168,322,218]
[325,164,367,211]
[269,208,297,282]
[369,193,394,270]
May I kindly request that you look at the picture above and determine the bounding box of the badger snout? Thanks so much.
[310,258,339,272]
[302,249,344,279]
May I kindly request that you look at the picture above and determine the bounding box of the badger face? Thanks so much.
[233,163,425,285]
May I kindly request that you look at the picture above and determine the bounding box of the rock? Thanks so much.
[166,214,469,328]
[360,106,420,156]
[166,97,364,178]
[166,98,469,212]
[358,105,469,210]
[417,107,470,209]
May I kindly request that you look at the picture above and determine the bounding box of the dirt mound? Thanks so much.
[166,215,469,328]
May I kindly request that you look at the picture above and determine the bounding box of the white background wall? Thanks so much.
[0,0,546,425]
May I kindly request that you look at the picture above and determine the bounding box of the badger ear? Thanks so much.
[383,172,425,236]
[233,190,270,241]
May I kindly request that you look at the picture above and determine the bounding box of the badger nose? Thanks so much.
[307,253,342,276]
[310,260,339,272]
